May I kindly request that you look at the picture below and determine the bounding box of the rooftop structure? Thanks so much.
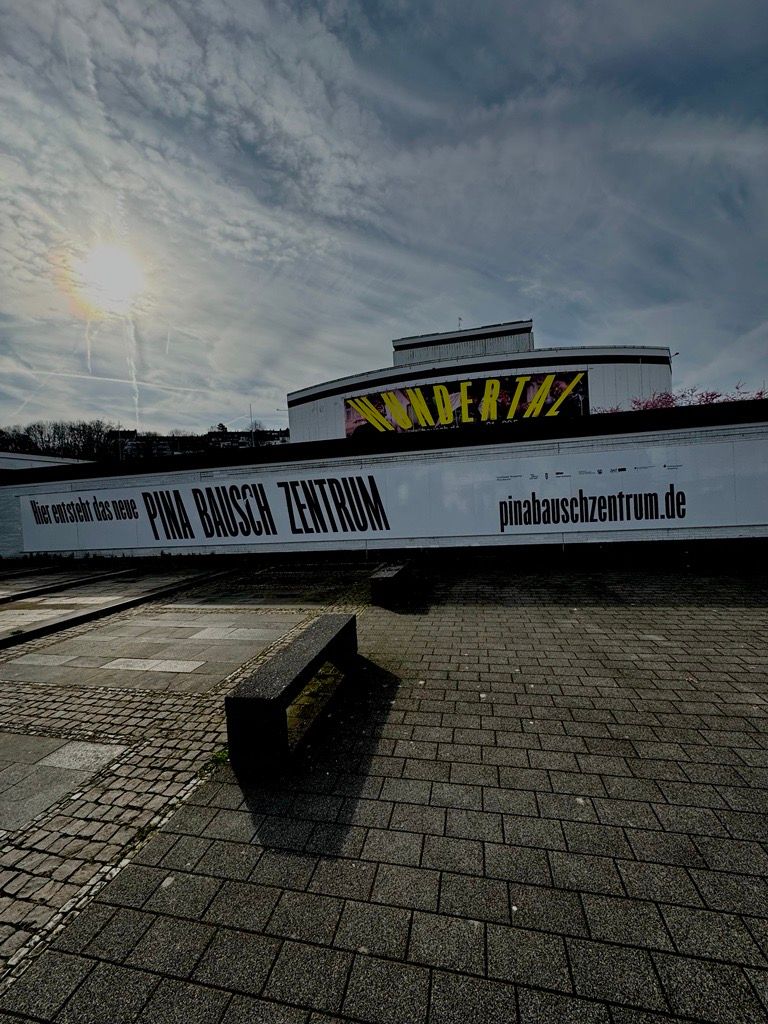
[392,318,534,366]
[0,452,89,471]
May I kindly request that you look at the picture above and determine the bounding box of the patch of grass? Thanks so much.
[199,747,230,777]
[133,823,156,847]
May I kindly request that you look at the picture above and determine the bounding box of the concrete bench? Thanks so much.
[370,563,410,607]
[225,613,357,779]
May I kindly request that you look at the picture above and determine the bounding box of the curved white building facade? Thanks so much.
[288,320,672,443]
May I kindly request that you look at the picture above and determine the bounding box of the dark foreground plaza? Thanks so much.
[0,556,765,1023]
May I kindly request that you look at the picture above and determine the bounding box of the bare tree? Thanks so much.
[0,419,118,460]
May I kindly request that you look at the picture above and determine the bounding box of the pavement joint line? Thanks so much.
[10,859,767,973]
[8,921,728,1024]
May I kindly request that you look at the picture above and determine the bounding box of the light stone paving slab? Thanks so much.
[101,657,162,670]
[189,626,284,640]
[0,575,83,598]
[149,659,207,673]
[143,613,306,627]
[11,655,77,667]
[63,635,163,643]
[0,764,91,830]
[32,596,129,606]
[149,616,247,626]
[0,574,204,642]
[70,634,198,645]
[138,634,202,643]
[0,734,117,831]
[0,665,93,684]
[104,658,206,673]
[0,610,57,626]
[0,732,68,763]
[0,764,37,794]
[38,741,127,772]
[188,627,237,639]
[231,626,286,638]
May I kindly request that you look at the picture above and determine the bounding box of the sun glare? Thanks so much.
[72,242,146,317]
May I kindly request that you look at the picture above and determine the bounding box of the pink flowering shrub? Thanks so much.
[595,383,766,414]
[632,383,766,410]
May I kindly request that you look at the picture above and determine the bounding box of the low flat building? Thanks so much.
[0,452,89,472]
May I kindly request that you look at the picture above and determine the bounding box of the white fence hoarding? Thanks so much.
[15,428,768,554]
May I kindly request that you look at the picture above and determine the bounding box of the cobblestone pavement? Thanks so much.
[0,562,369,982]
[0,563,767,1023]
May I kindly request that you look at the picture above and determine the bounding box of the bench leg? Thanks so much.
[226,698,289,780]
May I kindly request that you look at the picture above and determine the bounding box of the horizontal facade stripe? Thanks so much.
[287,353,672,408]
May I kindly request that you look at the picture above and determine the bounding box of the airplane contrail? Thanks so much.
[20,369,203,394]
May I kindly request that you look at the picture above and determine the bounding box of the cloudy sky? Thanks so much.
[1,0,766,433]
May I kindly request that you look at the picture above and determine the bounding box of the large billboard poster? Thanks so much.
[344,370,589,436]
[16,430,768,553]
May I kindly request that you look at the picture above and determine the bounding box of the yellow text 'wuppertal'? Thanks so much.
[345,371,587,433]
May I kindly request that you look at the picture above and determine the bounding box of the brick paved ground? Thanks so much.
[0,561,766,1023]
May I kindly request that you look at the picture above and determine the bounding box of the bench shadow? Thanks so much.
[370,576,433,616]
[228,655,404,861]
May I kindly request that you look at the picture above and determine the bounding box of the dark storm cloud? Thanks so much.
[0,0,766,431]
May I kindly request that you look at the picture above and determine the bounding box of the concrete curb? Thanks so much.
[0,568,137,607]
[0,565,54,581]
[0,569,234,650]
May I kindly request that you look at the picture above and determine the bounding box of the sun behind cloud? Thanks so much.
[70,242,146,319]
